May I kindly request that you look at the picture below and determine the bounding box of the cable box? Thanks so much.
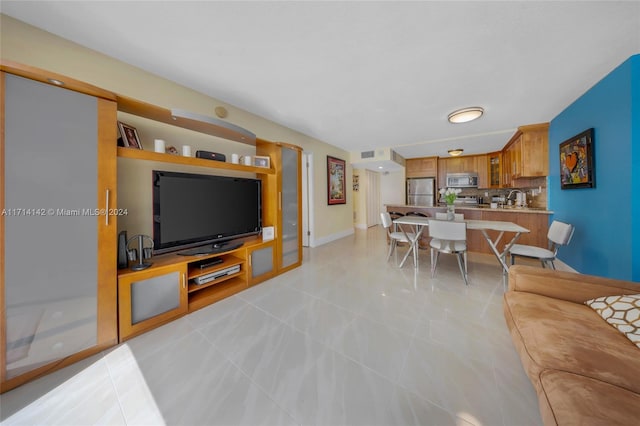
[196,258,224,270]
[193,264,241,285]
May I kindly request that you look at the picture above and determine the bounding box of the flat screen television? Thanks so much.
[152,170,262,255]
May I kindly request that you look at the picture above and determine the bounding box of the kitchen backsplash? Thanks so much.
[440,177,548,209]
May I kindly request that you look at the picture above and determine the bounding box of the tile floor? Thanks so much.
[0,227,542,426]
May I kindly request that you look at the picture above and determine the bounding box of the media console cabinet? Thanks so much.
[117,237,276,341]
[0,60,302,392]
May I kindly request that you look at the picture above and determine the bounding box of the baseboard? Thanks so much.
[310,228,355,247]
[354,223,368,230]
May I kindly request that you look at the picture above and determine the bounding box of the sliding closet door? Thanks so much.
[2,73,117,387]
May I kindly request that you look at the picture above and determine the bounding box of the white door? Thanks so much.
[302,152,313,246]
[366,170,380,227]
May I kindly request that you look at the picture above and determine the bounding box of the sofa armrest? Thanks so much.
[508,265,639,303]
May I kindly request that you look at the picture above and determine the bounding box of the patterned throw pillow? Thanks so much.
[585,294,640,348]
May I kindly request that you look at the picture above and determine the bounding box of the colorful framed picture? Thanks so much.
[559,128,595,189]
[327,155,346,205]
[117,121,142,149]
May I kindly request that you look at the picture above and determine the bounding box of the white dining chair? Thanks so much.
[381,212,416,265]
[435,212,465,221]
[428,219,468,285]
[508,220,575,269]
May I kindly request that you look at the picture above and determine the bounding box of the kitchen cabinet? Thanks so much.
[1,68,118,391]
[445,156,476,174]
[406,157,437,178]
[437,158,447,189]
[475,154,488,188]
[503,123,549,185]
[438,155,483,188]
[519,123,549,177]
[488,152,501,188]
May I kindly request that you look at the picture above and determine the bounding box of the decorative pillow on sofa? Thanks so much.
[585,294,640,348]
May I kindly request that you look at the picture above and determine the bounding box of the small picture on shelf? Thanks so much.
[117,121,143,149]
[253,155,270,168]
[165,145,179,155]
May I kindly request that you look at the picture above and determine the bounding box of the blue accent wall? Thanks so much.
[549,54,639,282]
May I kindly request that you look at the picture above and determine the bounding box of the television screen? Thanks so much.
[152,170,261,254]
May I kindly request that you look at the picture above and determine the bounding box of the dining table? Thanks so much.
[393,216,530,280]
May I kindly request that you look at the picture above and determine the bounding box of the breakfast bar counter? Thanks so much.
[385,204,553,255]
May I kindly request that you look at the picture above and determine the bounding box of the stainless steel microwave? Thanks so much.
[446,173,478,188]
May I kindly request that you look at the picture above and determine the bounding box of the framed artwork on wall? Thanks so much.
[559,128,595,189]
[327,155,346,205]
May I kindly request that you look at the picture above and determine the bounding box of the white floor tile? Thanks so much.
[0,227,542,426]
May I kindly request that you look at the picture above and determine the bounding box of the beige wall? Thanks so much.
[1,15,353,243]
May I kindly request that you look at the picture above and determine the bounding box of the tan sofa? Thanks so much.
[503,265,640,425]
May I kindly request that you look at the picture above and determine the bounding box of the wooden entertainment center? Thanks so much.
[0,61,302,392]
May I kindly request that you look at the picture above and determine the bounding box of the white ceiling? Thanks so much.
[3,1,639,170]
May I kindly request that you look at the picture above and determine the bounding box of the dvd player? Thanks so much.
[193,264,241,285]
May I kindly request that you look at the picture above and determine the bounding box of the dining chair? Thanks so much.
[435,212,465,221]
[387,211,405,232]
[381,212,416,264]
[428,219,468,285]
[508,220,575,269]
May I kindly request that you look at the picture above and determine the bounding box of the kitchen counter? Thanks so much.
[386,204,553,215]
[384,204,552,255]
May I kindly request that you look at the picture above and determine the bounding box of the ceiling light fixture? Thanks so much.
[448,149,464,156]
[448,107,484,124]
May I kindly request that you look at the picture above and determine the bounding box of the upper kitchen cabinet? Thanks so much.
[487,152,501,188]
[503,123,549,182]
[475,154,488,188]
[438,155,483,189]
[519,123,549,177]
[406,157,437,178]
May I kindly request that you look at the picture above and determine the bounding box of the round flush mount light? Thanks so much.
[448,107,484,124]
[448,149,464,156]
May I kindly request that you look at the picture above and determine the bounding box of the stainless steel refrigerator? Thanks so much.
[406,177,435,206]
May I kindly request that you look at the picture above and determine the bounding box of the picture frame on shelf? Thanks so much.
[117,121,143,150]
[327,155,346,205]
[559,128,595,189]
[253,155,271,168]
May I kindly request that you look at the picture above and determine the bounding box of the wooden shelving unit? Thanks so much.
[117,147,275,174]
[187,278,247,311]
[187,254,244,293]
[116,95,256,145]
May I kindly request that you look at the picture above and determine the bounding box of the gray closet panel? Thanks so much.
[4,74,98,378]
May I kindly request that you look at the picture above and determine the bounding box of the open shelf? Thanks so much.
[117,95,256,145]
[188,277,247,311]
[117,147,274,174]
[187,270,243,293]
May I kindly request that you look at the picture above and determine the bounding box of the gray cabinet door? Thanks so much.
[3,74,100,379]
[280,147,300,269]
